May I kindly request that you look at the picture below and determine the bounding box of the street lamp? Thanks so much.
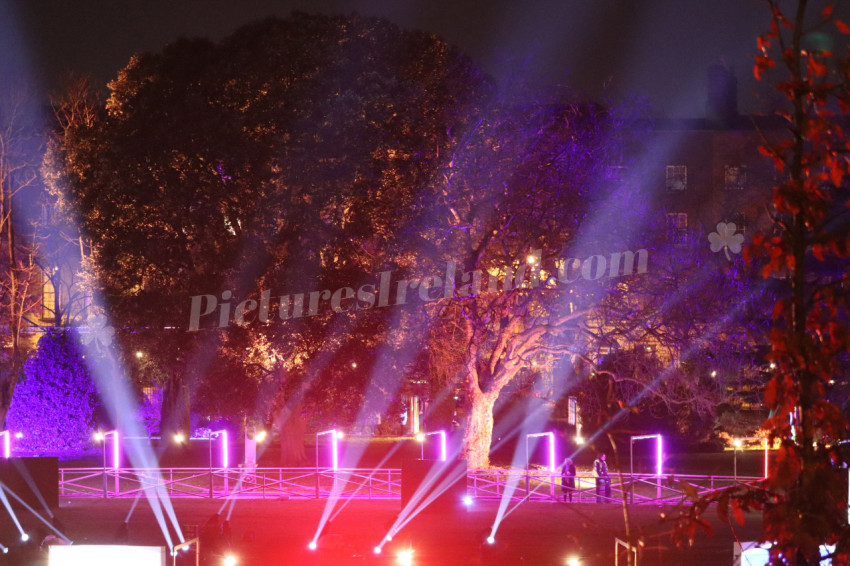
[415,430,447,462]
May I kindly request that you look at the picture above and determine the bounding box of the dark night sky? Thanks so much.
[2,0,848,117]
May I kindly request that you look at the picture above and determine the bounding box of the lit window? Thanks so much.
[666,212,688,231]
[666,165,687,191]
[42,272,55,321]
[724,165,747,190]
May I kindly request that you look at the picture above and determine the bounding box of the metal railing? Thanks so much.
[58,467,757,503]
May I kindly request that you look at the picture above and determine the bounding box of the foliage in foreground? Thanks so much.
[675,2,850,563]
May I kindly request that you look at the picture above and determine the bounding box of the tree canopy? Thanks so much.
[47,11,773,470]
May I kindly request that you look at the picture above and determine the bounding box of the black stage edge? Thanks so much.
[0,457,59,509]
[401,458,467,513]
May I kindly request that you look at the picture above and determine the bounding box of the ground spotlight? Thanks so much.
[462,495,473,506]
[14,432,22,439]
[415,433,425,442]
[566,557,581,566]
[374,546,382,554]
[255,430,267,442]
[223,554,237,566]
[174,432,186,444]
[396,548,414,566]
[308,541,317,550]
[93,431,105,441]
[486,536,495,545]
[21,533,29,542]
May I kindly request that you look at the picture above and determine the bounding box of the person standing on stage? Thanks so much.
[560,458,576,502]
[593,453,611,502]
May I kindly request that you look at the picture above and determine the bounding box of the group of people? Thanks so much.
[559,453,611,503]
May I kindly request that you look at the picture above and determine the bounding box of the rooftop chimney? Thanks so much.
[706,65,738,128]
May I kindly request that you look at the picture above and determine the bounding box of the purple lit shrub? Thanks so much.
[6,330,100,454]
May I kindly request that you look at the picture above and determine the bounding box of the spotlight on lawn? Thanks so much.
[487,536,495,545]
[93,431,105,442]
[308,541,317,551]
[397,548,414,566]
[223,554,237,566]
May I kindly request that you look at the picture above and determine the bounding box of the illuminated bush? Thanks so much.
[6,329,100,454]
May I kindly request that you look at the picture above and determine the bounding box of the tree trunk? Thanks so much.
[276,401,307,467]
[462,390,497,469]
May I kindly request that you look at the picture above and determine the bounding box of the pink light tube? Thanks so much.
[211,430,229,469]
[630,434,663,477]
[316,430,339,470]
[0,431,10,458]
[526,432,556,472]
[419,431,447,462]
[548,432,556,473]
[221,430,229,469]
[656,435,663,476]
[104,430,119,469]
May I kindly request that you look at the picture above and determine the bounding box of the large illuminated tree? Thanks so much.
[45,13,490,454]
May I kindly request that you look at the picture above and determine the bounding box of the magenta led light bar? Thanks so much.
[0,431,11,459]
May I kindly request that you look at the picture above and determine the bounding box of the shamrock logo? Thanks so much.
[708,222,744,260]
[79,314,115,353]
